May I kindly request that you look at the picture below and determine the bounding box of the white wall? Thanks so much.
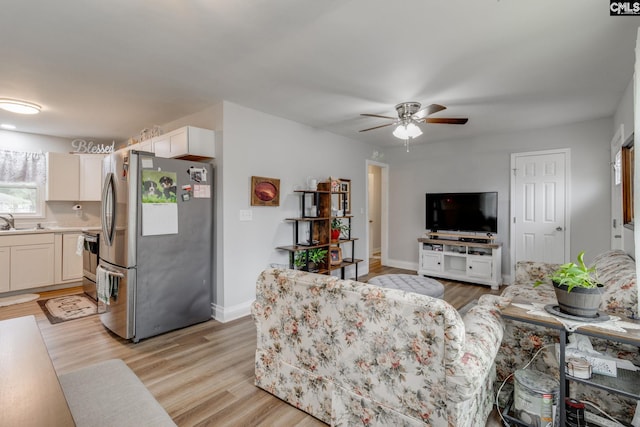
[216,102,373,320]
[0,129,74,153]
[383,117,613,278]
[613,77,635,257]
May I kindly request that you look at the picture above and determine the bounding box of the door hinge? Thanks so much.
[512,168,517,176]
[513,217,516,224]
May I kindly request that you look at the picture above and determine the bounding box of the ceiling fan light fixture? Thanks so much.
[392,121,423,140]
[0,99,41,115]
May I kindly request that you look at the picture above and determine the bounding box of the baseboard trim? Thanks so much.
[212,300,252,323]
[384,258,418,271]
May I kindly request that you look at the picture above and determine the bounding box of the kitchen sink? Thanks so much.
[0,226,49,233]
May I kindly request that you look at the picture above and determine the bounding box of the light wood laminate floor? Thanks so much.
[0,267,504,426]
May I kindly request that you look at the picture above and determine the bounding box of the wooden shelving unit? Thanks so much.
[277,180,362,279]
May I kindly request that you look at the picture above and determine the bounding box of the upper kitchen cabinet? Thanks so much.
[46,153,105,201]
[46,152,80,201]
[153,126,215,160]
[78,154,104,201]
[138,139,154,153]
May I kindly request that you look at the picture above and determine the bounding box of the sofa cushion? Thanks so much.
[593,250,637,316]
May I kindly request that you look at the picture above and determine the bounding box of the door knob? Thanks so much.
[556,227,563,231]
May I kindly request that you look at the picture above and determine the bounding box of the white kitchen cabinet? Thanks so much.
[78,154,105,201]
[0,248,9,293]
[138,139,154,153]
[46,153,105,201]
[46,152,80,201]
[58,233,83,282]
[153,126,215,159]
[9,235,55,291]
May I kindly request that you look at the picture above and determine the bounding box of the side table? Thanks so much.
[501,304,640,427]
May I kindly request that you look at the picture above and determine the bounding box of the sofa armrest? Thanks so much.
[446,303,504,402]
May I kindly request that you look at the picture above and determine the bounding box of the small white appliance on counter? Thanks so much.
[99,150,213,342]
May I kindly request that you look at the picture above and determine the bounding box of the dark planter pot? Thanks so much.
[553,281,604,318]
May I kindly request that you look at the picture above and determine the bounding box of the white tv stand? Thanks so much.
[417,232,502,290]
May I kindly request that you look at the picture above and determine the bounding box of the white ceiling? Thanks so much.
[0,1,637,147]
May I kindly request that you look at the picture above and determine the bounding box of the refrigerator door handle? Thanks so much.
[102,172,116,246]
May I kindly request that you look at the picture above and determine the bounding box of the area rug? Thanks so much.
[0,293,40,307]
[38,294,97,324]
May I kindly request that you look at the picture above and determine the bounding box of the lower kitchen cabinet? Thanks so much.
[0,232,85,293]
[55,233,83,282]
[0,248,9,292]
[0,233,55,292]
[11,243,55,291]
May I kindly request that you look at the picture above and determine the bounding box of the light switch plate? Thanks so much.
[239,209,253,221]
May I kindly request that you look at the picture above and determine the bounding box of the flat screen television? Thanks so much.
[426,192,498,234]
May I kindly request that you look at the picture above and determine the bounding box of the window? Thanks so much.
[0,182,43,217]
[622,142,634,228]
[0,150,46,218]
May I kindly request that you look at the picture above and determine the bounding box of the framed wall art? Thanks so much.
[251,176,280,206]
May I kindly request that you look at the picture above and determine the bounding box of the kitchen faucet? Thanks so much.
[0,214,15,230]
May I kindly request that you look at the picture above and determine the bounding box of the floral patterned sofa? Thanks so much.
[251,268,504,426]
[491,249,638,421]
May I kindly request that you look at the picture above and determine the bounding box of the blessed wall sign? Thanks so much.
[71,139,115,154]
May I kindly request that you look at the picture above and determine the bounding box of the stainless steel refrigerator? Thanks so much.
[99,150,213,342]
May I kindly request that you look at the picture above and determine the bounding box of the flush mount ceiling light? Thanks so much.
[0,99,41,115]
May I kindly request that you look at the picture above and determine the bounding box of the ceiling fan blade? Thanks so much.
[413,104,447,119]
[360,113,397,120]
[425,117,469,125]
[359,122,395,132]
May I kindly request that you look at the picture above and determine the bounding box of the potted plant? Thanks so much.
[294,248,328,272]
[331,218,350,242]
[535,251,603,318]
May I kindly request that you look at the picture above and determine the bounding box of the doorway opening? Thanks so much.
[366,161,389,272]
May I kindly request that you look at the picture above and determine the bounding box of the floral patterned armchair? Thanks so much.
[251,268,504,426]
[493,250,639,421]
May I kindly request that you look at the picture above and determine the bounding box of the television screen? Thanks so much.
[426,192,498,233]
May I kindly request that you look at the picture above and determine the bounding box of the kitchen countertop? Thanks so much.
[0,225,101,236]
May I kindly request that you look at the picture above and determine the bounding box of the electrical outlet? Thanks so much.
[585,411,625,427]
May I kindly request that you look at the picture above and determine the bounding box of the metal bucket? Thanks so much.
[513,369,559,427]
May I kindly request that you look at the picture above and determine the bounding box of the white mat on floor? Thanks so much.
[0,293,39,307]
[59,359,176,427]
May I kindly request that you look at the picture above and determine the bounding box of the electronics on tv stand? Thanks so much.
[459,237,490,244]
[426,231,494,244]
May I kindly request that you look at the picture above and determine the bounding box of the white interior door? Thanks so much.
[511,150,570,265]
[611,125,625,250]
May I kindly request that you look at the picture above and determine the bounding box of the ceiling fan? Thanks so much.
[359,102,468,141]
